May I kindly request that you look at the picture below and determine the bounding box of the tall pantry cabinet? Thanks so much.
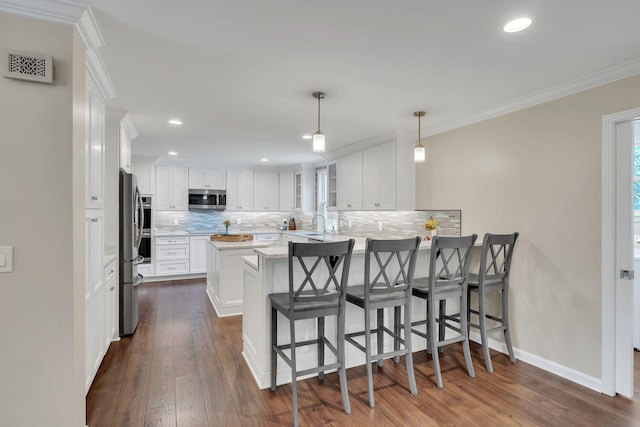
[85,72,113,393]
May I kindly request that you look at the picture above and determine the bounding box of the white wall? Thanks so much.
[0,12,84,426]
[417,74,640,378]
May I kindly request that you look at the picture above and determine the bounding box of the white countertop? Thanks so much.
[207,239,272,250]
[254,236,435,258]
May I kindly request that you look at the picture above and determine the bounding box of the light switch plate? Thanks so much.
[0,246,13,272]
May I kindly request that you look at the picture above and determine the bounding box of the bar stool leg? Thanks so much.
[393,306,400,363]
[403,304,418,395]
[337,307,351,414]
[376,308,384,367]
[364,307,375,407]
[478,290,493,373]
[271,307,277,391]
[429,299,443,389]
[502,286,516,363]
[318,317,325,380]
[289,319,299,427]
[460,287,475,378]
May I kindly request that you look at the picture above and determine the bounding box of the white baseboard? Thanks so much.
[469,332,602,393]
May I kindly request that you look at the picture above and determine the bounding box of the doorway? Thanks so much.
[602,108,640,398]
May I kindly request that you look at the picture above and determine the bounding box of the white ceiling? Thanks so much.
[42,1,640,167]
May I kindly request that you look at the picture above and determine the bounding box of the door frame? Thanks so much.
[601,107,640,397]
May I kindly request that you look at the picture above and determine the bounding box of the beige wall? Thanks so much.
[0,12,84,426]
[416,74,640,377]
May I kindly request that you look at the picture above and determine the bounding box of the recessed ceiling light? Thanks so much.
[503,17,533,33]
[168,151,178,156]
[302,134,312,140]
[260,158,269,162]
[168,119,183,125]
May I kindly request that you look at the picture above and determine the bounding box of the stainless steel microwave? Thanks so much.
[188,189,226,210]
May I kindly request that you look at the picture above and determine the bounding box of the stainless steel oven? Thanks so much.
[140,196,152,263]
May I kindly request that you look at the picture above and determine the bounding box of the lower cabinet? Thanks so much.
[206,242,256,317]
[190,235,209,274]
[155,236,190,276]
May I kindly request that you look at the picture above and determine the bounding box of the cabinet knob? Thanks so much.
[91,196,98,201]
[109,286,115,291]
[91,218,98,222]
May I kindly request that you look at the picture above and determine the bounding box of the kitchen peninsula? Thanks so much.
[241,235,435,389]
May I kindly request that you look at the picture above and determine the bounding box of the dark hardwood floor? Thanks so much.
[87,279,640,426]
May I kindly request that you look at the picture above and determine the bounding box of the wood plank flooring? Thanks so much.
[87,279,640,426]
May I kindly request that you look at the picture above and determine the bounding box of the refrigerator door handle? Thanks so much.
[133,273,144,287]
[135,187,144,250]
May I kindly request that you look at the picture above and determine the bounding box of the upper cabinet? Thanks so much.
[85,76,105,209]
[155,166,189,210]
[189,168,226,190]
[327,161,338,210]
[253,172,279,211]
[118,113,138,174]
[226,169,253,210]
[279,172,295,211]
[362,140,396,210]
[337,151,363,210]
[132,163,155,195]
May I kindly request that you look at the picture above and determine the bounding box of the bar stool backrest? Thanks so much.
[479,232,519,283]
[428,235,477,291]
[364,237,422,299]
[288,239,355,308]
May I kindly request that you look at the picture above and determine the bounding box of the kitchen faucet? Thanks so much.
[311,214,326,233]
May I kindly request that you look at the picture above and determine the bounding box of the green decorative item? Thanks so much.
[223,219,231,236]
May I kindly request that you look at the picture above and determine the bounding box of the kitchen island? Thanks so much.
[206,239,272,317]
[242,236,435,389]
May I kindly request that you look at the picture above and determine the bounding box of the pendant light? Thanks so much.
[312,91,326,153]
[414,111,426,163]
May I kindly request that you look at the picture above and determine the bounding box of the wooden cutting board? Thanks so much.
[210,234,254,242]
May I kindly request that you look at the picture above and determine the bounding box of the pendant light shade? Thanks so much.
[312,92,326,153]
[414,111,426,163]
[313,131,325,152]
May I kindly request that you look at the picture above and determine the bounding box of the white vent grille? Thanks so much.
[3,49,53,84]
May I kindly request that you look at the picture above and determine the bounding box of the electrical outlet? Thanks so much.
[378,221,383,231]
[237,218,241,225]
[348,220,353,228]
[173,219,179,225]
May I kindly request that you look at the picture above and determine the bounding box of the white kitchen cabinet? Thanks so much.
[226,169,253,210]
[206,242,256,316]
[363,140,396,210]
[279,172,295,211]
[189,235,209,274]
[104,259,117,347]
[85,210,105,392]
[280,233,309,245]
[254,233,281,246]
[119,124,131,173]
[85,75,105,209]
[155,235,190,276]
[188,168,226,190]
[337,151,363,210]
[253,172,279,211]
[155,166,188,210]
[294,172,302,210]
[327,160,338,210]
[132,163,155,195]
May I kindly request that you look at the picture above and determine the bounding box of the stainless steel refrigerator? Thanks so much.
[119,170,144,336]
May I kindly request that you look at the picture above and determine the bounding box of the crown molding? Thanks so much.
[75,6,103,51]
[0,0,85,25]
[86,49,116,100]
[427,57,640,136]
[121,112,139,139]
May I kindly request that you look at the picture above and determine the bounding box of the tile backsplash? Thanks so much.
[155,209,460,237]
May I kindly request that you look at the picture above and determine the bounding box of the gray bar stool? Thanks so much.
[467,232,519,373]
[269,239,355,427]
[411,234,477,389]
[344,236,422,407]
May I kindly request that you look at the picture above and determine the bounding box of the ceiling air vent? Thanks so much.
[2,49,54,84]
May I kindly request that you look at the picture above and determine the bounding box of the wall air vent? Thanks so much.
[2,49,54,84]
